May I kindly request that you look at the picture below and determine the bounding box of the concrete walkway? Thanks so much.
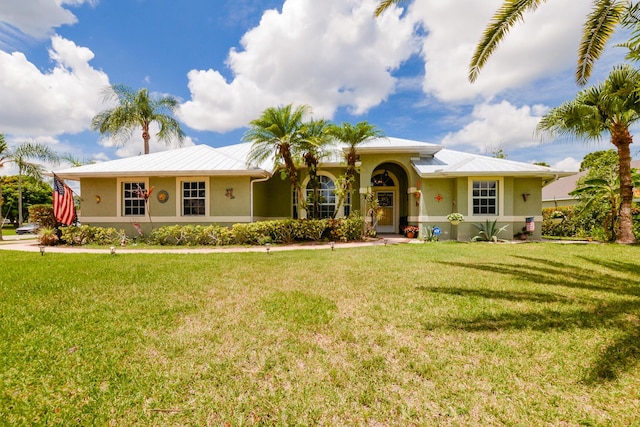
[0,234,412,254]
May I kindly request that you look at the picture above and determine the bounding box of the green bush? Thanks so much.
[57,218,366,247]
[59,225,123,246]
[542,207,580,237]
[27,204,57,229]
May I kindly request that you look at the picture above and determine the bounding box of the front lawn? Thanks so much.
[1,243,638,425]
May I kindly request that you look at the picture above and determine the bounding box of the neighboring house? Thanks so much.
[53,137,573,240]
[542,159,640,209]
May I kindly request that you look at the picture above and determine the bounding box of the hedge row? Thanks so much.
[58,215,365,247]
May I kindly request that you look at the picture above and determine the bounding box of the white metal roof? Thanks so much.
[53,144,269,179]
[413,149,574,178]
[52,139,574,181]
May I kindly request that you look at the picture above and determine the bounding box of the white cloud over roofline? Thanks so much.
[178,0,416,132]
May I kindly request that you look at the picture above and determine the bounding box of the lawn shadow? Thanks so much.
[424,254,640,384]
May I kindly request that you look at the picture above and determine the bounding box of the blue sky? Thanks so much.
[0,0,637,172]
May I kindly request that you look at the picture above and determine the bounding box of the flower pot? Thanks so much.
[449,220,460,225]
[406,232,415,238]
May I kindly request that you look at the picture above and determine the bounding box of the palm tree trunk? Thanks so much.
[17,172,23,226]
[142,129,150,155]
[612,126,636,244]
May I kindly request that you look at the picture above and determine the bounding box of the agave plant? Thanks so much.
[471,219,509,242]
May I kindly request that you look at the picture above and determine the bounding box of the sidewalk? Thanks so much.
[0,234,412,254]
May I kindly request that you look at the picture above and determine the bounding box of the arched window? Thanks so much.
[306,175,336,219]
[293,174,351,219]
[371,170,395,187]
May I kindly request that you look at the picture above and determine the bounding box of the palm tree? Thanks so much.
[570,172,640,241]
[0,136,60,236]
[244,104,311,213]
[536,65,640,244]
[299,119,331,219]
[469,0,627,85]
[375,0,629,86]
[91,84,185,155]
[327,121,385,218]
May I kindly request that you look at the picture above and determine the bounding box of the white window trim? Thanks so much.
[176,177,210,217]
[467,177,504,217]
[117,177,149,219]
[297,171,349,219]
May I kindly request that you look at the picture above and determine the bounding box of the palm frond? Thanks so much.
[576,0,627,85]
[374,0,404,17]
[469,0,545,83]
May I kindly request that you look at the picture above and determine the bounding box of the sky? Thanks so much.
[0,0,638,175]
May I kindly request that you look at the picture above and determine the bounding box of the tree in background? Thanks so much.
[0,137,59,235]
[537,65,640,244]
[91,85,185,155]
[1,175,53,225]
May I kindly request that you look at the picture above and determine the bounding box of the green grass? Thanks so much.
[1,242,639,425]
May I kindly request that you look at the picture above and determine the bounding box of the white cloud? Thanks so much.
[440,100,545,152]
[97,122,196,158]
[0,35,109,136]
[408,0,591,102]
[0,0,95,45]
[553,157,581,172]
[178,0,416,132]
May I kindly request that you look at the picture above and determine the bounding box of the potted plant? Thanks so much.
[447,212,464,225]
[38,227,59,246]
[514,227,532,240]
[403,225,419,238]
[550,210,564,224]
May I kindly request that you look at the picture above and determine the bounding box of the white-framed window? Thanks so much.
[181,180,206,216]
[293,172,349,219]
[472,180,498,215]
[306,175,336,219]
[122,181,147,216]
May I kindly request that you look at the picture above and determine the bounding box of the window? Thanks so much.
[472,180,498,215]
[293,175,345,219]
[306,175,336,219]
[182,181,206,216]
[123,182,146,216]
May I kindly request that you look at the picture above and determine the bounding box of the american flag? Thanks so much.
[53,175,76,225]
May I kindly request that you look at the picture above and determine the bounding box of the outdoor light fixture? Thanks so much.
[95,195,101,203]
[39,245,45,256]
[522,193,530,202]
[330,241,335,251]
[110,246,116,255]
[266,243,271,255]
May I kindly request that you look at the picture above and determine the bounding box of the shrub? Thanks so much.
[59,225,123,246]
[28,204,57,229]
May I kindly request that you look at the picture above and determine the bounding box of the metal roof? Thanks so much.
[413,149,575,178]
[52,139,574,181]
[53,144,270,179]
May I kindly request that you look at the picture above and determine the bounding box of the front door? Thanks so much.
[376,191,396,233]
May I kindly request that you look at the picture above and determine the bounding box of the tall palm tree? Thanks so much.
[375,0,629,86]
[0,136,60,235]
[244,104,311,212]
[327,121,385,218]
[469,0,627,85]
[91,84,185,155]
[570,172,640,241]
[299,119,331,219]
[536,65,640,244]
